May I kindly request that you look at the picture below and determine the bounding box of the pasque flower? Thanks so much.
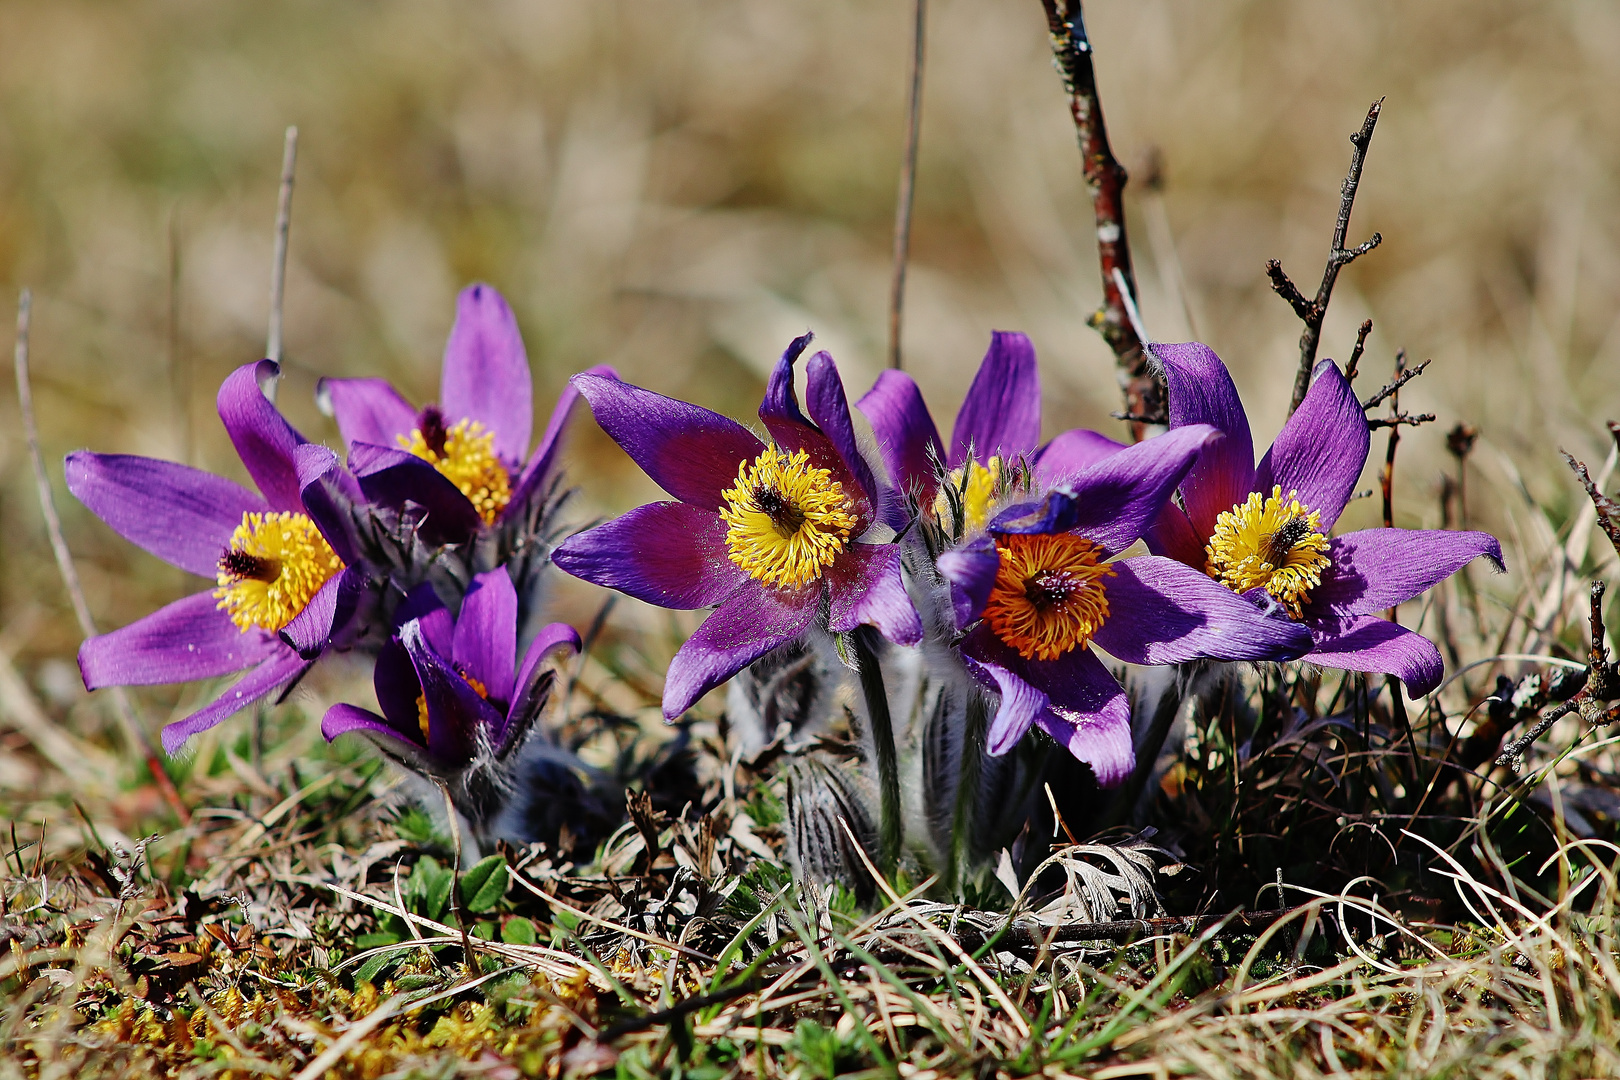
[319,283,601,543]
[69,361,368,753]
[1124,342,1503,696]
[936,428,1314,786]
[553,332,923,719]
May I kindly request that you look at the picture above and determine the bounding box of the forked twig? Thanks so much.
[12,291,190,825]
[1563,449,1620,561]
[1268,100,1385,415]
[887,0,926,371]
[1037,0,1161,437]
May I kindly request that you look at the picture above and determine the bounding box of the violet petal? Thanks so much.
[217,360,308,512]
[1254,360,1367,530]
[759,332,815,431]
[293,443,362,564]
[662,581,818,719]
[949,331,1041,468]
[855,369,944,500]
[508,363,618,516]
[321,702,420,748]
[1032,428,1126,489]
[824,542,923,645]
[1302,614,1445,696]
[402,617,504,763]
[349,442,481,543]
[78,591,278,688]
[1035,701,1133,787]
[440,283,532,463]
[1141,503,1209,568]
[454,566,518,704]
[65,451,267,578]
[372,637,425,734]
[937,534,999,629]
[1088,555,1313,664]
[553,502,742,609]
[962,655,1049,756]
[505,622,581,753]
[573,373,764,511]
[1308,528,1505,618]
[316,377,417,451]
[805,350,889,526]
[278,566,363,660]
[1153,342,1256,540]
[159,648,310,754]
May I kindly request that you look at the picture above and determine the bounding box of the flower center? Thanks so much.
[933,456,1003,535]
[416,672,489,742]
[983,532,1115,662]
[719,446,858,589]
[214,512,345,633]
[398,406,512,525]
[1205,485,1331,619]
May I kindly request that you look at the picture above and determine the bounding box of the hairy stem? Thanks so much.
[850,627,902,873]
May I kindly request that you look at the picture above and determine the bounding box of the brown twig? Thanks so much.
[1269,100,1385,416]
[1345,319,1373,383]
[1564,449,1620,561]
[887,0,926,371]
[1361,358,1431,410]
[1038,0,1161,438]
[1367,413,1435,430]
[1497,581,1620,769]
[12,291,191,826]
[1378,350,1406,534]
[266,125,298,366]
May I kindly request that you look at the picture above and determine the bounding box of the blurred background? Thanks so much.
[1,0,1617,805]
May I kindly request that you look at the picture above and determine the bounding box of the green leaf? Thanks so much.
[353,931,402,950]
[461,854,508,913]
[354,952,397,985]
[472,920,497,941]
[410,857,453,921]
[501,917,537,946]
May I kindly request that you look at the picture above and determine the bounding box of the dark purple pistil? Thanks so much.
[417,405,449,457]
[752,487,806,535]
[1025,570,1076,611]
[1264,515,1314,566]
[218,549,280,583]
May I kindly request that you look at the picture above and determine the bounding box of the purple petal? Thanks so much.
[961,656,1049,756]
[1035,701,1133,787]
[279,566,363,660]
[372,637,425,734]
[949,331,1041,468]
[937,534,999,629]
[217,360,308,512]
[1307,529,1505,618]
[1153,342,1255,541]
[78,591,279,688]
[321,702,422,750]
[994,424,1220,556]
[824,543,922,645]
[159,648,310,754]
[506,622,582,750]
[1032,428,1126,489]
[402,617,505,763]
[395,582,453,653]
[65,451,268,578]
[662,581,818,719]
[349,442,482,543]
[553,502,742,609]
[440,283,532,463]
[855,369,945,499]
[573,373,764,511]
[1088,555,1313,664]
[1254,360,1367,530]
[454,566,518,703]
[1302,614,1445,696]
[758,332,816,431]
[294,443,362,564]
[508,363,618,516]
[316,377,417,451]
[805,350,888,526]
[1141,504,1208,569]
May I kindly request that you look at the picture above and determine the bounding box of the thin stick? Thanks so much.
[12,291,190,826]
[1038,0,1160,438]
[887,0,926,371]
[165,209,190,467]
[1267,100,1384,416]
[266,125,298,365]
[1379,349,1406,535]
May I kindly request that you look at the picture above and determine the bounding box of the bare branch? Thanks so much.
[1362,358,1431,410]
[13,290,190,825]
[1272,100,1385,416]
[1038,0,1163,437]
[266,125,298,366]
[1367,412,1436,430]
[1345,319,1373,383]
[887,0,927,372]
[1562,450,1620,561]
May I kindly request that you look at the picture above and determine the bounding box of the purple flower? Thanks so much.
[69,361,368,754]
[1118,342,1503,696]
[937,428,1314,786]
[321,566,580,778]
[319,283,604,543]
[553,333,924,719]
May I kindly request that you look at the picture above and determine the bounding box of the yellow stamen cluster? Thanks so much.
[1205,485,1331,619]
[399,418,512,524]
[214,512,345,633]
[933,456,1003,535]
[983,532,1115,662]
[416,673,488,742]
[720,446,858,589]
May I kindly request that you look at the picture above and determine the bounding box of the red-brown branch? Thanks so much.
[1038,0,1162,439]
